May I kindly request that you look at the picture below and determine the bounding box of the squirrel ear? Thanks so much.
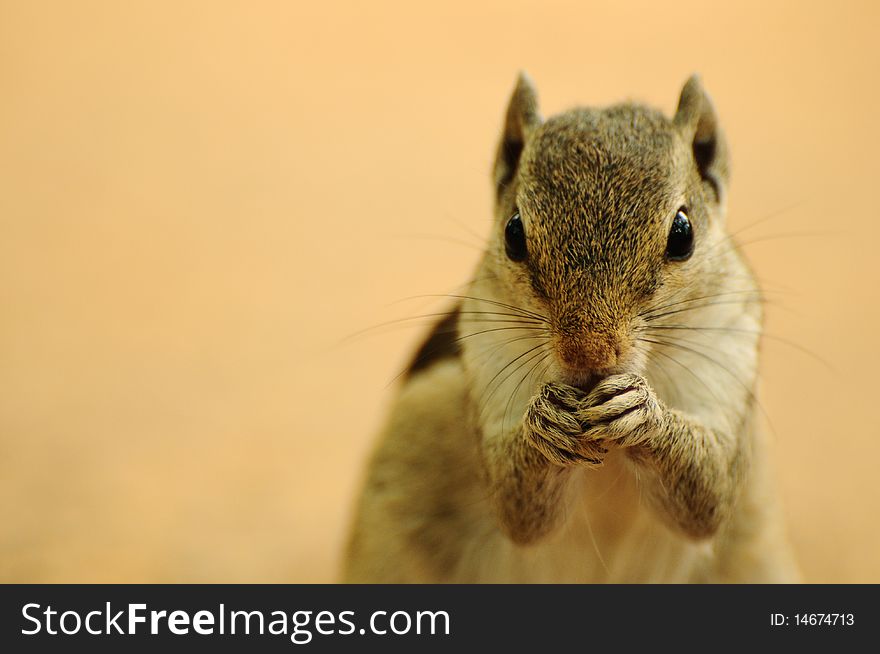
[674,75,729,204]
[493,72,542,200]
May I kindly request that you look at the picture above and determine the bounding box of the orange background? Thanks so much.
[1,1,878,582]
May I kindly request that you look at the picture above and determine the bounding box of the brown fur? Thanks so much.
[344,74,799,583]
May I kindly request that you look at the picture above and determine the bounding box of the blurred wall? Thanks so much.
[1,0,878,582]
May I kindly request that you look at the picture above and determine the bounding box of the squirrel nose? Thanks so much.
[557,332,619,373]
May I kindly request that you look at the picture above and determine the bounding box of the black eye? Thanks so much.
[666,207,694,261]
[505,211,527,261]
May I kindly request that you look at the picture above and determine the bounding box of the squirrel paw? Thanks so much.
[524,382,607,467]
[577,373,662,448]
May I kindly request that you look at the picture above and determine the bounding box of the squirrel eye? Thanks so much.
[665,207,694,261]
[504,211,527,262]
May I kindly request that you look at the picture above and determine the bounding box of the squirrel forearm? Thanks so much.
[633,409,748,539]
[482,427,574,546]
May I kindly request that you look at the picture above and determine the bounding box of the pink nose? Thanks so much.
[557,333,619,372]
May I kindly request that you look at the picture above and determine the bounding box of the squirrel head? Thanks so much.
[485,73,732,387]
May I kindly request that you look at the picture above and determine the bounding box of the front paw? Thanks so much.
[524,382,607,467]
[577,374,663,448]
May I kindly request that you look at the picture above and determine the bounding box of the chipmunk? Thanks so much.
[343,74,800,583]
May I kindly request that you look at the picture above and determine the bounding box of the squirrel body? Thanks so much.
[344,74,799,583]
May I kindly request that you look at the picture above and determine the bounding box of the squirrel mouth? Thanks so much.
[560,369,601,394]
